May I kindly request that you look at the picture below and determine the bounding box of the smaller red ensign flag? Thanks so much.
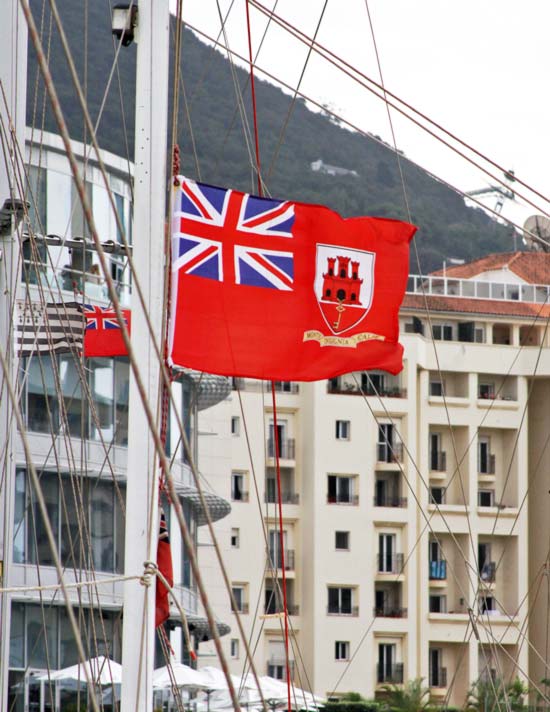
[83,304,131,358]
[155,507,174,628]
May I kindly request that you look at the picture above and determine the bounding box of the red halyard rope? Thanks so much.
[244,4,292,710]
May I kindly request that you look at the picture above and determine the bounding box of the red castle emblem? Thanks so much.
[314,245,375,335]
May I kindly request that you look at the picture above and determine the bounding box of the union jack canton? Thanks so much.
[172,178,295,291]
[83,304,127,331]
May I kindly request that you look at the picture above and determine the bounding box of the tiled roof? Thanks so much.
[402,293,550,319]
[431,251,550,285]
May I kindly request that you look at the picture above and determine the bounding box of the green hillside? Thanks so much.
[27,0,516,272]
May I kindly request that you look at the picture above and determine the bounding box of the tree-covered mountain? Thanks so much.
[27,0,516,272]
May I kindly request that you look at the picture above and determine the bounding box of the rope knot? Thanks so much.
[140,560,158,587]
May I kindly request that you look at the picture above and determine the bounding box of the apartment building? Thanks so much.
[199,251,550,705]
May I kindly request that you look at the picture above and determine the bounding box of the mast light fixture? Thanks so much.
[111,4,138,47]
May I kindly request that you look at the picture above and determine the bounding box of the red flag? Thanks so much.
[83,304,131,357]
[155,507,174,628]
[168,177,416,381]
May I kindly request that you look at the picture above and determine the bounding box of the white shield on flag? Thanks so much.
[314,244,375,334]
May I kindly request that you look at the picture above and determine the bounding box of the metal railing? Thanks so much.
[430,451,447,472]
[327,493,359,505]
[231,490,249,503]
[479,453,496,474]
[429,668,448,688]
[407,274,550,304]
[267,659,295,680]
[373,493,407,508]
[264,490,300,505]
[231,602,249,614]
[429,560,447,580]
[267,438,296,459]
[264,601,300,616]
[268,549,295,571]
[480,561,496,583]
[327,605,359,616]
[373,606,407,618]
[327,381,406,399]
[377,553,404,574]
[377,442,404,464]
[377,663,404,684]
[231,378,299,394]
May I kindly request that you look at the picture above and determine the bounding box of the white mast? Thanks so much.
[0,0,26,708]
[120,2,170,712]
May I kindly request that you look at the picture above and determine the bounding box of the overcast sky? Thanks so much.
[179,0,550,232]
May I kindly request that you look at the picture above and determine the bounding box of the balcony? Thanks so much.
[264,490,300,505]
[429,560,447,580]
[231,378,299,394]
[373,606,407,618]
[480,561,496,583]
[267,438,296,460]
[377,663,404,684]
[264,601,300,616]
[268,549,295,571]
[327,493,359,505]
[377,553,404,574]
[377,442,404,464]
[430,451,447,472]
[479,454,496,475]
[429,668,448,688]
[373,494,407,508]
[267,658,295,680]
[327,605,359,616]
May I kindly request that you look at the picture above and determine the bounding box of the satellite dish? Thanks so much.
[523,215,550,252]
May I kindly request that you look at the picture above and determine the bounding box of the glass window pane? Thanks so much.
[9,602,25,668]
[26,603,58,669]
[26,165,47,233]
[462,280,475,297]
[89,358,114,442]
[26,355,59,433]
[490,283,505,300]
[114,358,129,446]
[521,285,534,302]
[13,470,26,564]
[115,483,126,574]
[60,476,87,569]
[90,480,114,572]
[59,607,81,668]
[59,355,87,437]
[476,281,490,298]
[28,472,58,566]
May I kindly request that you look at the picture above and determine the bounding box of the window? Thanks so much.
[230,639,240,659]
[231,528,240,548]
[335,641,350,661]
[430,487,445,505]
[335,420,350,440]
[231,471,247,501]
[335,531,350,550]
[231,416,240,435]
[377,423,399,462]
[478,438,493,474]
[231,585,247,613]
[362,371,385,395]
[479,595,496,614]
[432,323,453,341]
[327,475,356,504]
[429,595,447,613]
[327,587,354,615]
[479,382,495,399]
[26,165,48,233]
[429,379,443,396]
[378,533,397,573]
[478,490,495,507]
[71,179,93,239]
[378,643,400,683]
[430,433,445,471]
[429,648,444,687]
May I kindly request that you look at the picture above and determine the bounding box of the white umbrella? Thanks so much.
[153,663,209,690]
[36,656,122,686]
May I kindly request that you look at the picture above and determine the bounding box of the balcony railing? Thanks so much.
[267,438,296,459]
[407,274,550,304]
[429,668,448,688]
[327,605,359,616]
[327,380,406,399]
[231,490,249,503]
[264,490,300,505]
[264,601,300,616]
[231,602,249,614]
[327,493,359,505]
[429,560,447,580]
[479,454,496,474]
[373,493,407,508]
[430,451,447,472]
[480,561,496,583]
[373,606,407,618]
[377,663,404,684]
[268,549,295,571]
[267,659,295,680]
[232,378,299,394]
[377,442,404,464]
[377,553,404,574]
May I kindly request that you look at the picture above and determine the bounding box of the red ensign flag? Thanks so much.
[168,177,416,381]
[83,305,131,358]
